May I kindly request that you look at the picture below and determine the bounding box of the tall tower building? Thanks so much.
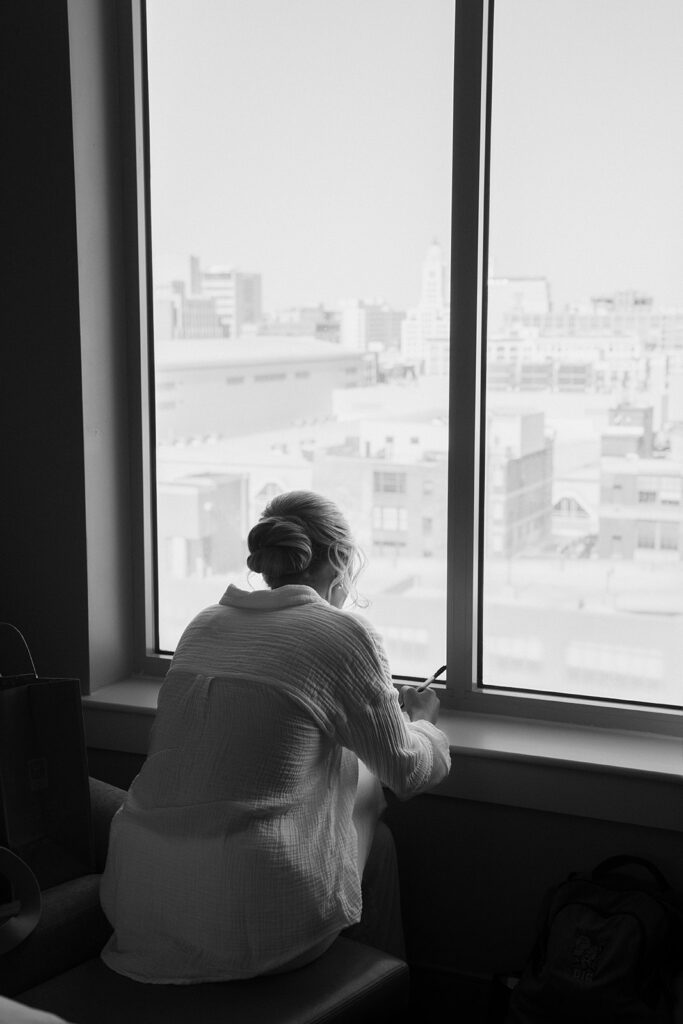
[420,238,449,310]
[401,240,451,375]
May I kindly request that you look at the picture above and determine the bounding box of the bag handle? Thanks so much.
[0,622,38,678]
[592,854,671,891]
[0,847,42,953]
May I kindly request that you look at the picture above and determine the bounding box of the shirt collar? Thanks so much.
[219,583,324,610]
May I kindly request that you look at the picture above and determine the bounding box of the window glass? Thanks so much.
[146,0,454,674]
[483,0,683,706]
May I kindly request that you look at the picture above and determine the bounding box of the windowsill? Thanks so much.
[82,679,683,833]
[85,678,163,712]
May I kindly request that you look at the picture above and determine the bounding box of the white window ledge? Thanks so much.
[82,681,683,833]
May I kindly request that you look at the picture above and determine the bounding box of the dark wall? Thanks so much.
[384,791,683,979]
[2,1,90,686]
[87,748,145,792]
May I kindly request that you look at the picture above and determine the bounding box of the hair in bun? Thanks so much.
[246,490,366,605]
[246,516,313,578]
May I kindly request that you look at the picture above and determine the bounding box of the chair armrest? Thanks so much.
[88,778,126,873]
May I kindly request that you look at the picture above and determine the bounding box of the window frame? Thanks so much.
[446,0,683,736]
[119,0,166,678]
[127,0,683,736]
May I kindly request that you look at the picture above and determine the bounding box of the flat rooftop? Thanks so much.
[155,337,363,370]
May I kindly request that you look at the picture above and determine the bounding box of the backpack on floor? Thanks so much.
[505,855,683,1024]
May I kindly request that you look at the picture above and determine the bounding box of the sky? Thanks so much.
[146,0,683,314]
[146,0,454,311]
[489,0,683,311]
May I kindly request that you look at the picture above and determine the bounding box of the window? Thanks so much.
[636,522,656,549]
[373,472,408,495]
[661,523,679,551]
[660,479,682,506]
[475,0,683,714]
[136,0,683,731]
[553,497,589,519]
[373,506,408,532]
[566,642,663,702]
[144,0,452,675]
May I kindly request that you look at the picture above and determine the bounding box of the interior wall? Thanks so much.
[2,0,91,687]
[384,791,683,979]
[87,748,145,792]
[68,0,135,689]
[2,0,136,690]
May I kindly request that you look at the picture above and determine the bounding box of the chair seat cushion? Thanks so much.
[17,938,409,1024]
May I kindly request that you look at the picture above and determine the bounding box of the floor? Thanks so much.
[407,967,511,1022]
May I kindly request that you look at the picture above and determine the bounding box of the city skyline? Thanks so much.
[157,245,681,321]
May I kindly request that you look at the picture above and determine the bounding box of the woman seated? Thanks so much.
[99,490,450,982]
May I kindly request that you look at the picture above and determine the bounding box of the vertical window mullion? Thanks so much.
[448,0,491,698]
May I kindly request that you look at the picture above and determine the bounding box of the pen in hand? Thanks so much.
[399,665,446,708]
[416,664,447,692]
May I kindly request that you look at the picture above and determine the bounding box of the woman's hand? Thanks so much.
[400,685,441,725]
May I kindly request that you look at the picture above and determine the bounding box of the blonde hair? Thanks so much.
[247,490,366,606]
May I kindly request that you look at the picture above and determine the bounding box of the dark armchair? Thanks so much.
[0,777,126,998]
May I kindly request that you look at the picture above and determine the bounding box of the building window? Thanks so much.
[373,506,408,532]
[636,522,656,549]
[660,523,679,551]
[553,497,589,519]
[660,480,682,505]
[373,471,407,494]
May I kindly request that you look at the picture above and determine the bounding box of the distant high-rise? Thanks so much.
[190,256,262,339]
[401,241,450,375]
[420,238,450,310]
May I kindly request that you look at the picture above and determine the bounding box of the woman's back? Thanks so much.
[99,490,450,984]
[99,586,381,982]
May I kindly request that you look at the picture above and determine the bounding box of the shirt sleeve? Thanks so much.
[330,616,451,799]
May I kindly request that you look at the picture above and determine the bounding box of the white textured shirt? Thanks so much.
[100,584,451,982]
